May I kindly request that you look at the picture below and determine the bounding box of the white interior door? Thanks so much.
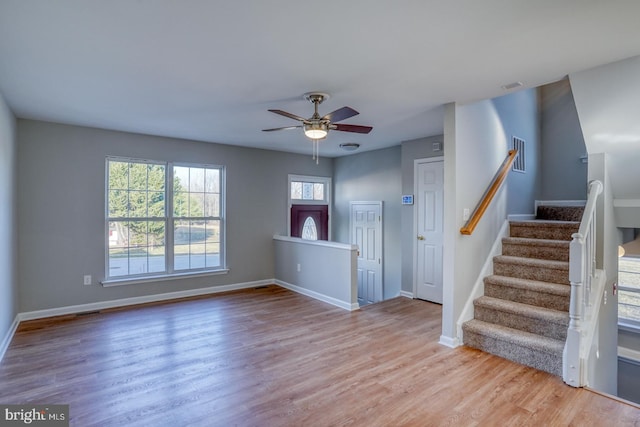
[414,159,444,303]
[351,202,383,306]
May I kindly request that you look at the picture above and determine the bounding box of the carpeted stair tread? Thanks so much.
[510,220,580,228]
[494,255,570,285]
[509,220,579,240]
[463,319,565,354]
[473,296,569,340]
[502,237,570,261]
[484,275,570,311]
[462,215,583,377]
[536,205,585,222]
[494,255,569,269]
[462,319,564,376]
[485,275,570,295]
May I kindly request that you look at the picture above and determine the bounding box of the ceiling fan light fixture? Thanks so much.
[304,122,328,140]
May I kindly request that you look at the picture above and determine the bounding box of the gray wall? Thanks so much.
[493,88,542,214]
[400,136,444,294]
[618,328,640,403]
[274,237,357,308]
[17,119,332,312]
[333,146,402,300]
[539,78,588,200]
[0,92,18,347]
[442,89,541,340]
[618,358,640,404]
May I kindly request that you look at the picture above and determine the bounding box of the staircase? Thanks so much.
[462,206,583,376]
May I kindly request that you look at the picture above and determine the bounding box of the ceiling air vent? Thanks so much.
[512,136,525,173]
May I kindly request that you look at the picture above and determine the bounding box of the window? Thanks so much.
[106,158,224,281]
[291,181,325,201]
[619,256,640,328]
[301,217,318,240]
[173,165,222,271]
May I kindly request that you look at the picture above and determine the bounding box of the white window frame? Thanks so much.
[287,174,332,239]
[103,157,227,286]
[619,255,640,331]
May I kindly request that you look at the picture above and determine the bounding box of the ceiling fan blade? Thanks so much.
[268,109,308,122]
[333,123,373,134]
[262,126,302,132]
[322,106,359,123]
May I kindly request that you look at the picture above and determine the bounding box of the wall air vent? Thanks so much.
[512,136,525,173]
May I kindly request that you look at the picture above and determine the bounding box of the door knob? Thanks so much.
[417,235,425,240]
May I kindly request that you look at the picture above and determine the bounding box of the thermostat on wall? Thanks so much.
[402,195,414,205]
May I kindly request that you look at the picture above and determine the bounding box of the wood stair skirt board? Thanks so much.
[463,206,581,377]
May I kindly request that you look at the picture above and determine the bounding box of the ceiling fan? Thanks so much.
[263,92,372,141]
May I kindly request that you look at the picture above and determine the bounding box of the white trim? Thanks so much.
[613,199,640,208]
[273,234,357,251]
[507,213,535,221]
[618,346,640,364]
[18,280,270,321]
[619,320,640,333]
[0,315,20,364]
[399,290,414,299]
[275,279,359,311]
[438,335,460,348]
[412,156,445,299]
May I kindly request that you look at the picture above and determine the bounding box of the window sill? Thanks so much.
[619,320,640,334]
[101,269,230,287]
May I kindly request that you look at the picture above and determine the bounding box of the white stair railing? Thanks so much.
[563,180,604,387]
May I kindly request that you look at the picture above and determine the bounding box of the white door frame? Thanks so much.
[350,201,383,304]
[413,157,444,300]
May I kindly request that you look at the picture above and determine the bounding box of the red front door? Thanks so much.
[291,205,328,240]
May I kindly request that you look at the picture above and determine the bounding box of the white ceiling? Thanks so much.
[2,1,640,157]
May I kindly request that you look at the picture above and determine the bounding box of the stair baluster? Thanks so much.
[564,180,604,387]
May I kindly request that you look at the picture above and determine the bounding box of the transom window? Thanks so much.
[106,157,225,281]
[289,175,330,204]
[291,181,325,201]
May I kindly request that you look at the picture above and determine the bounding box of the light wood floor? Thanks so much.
[1,285,639,426]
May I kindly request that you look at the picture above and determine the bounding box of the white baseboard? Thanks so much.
[275,280,359,311]
[0,314,20,364]
[18,279,272,322]
[399,290,414,299]
[439,335,460,348]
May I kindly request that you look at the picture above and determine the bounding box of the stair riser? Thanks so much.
[494,261,569,285]
[510,225,577,241]
[474,305,568,341]
[502,243,569,262]
[484,283,569,312]
[462,328,562,376]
